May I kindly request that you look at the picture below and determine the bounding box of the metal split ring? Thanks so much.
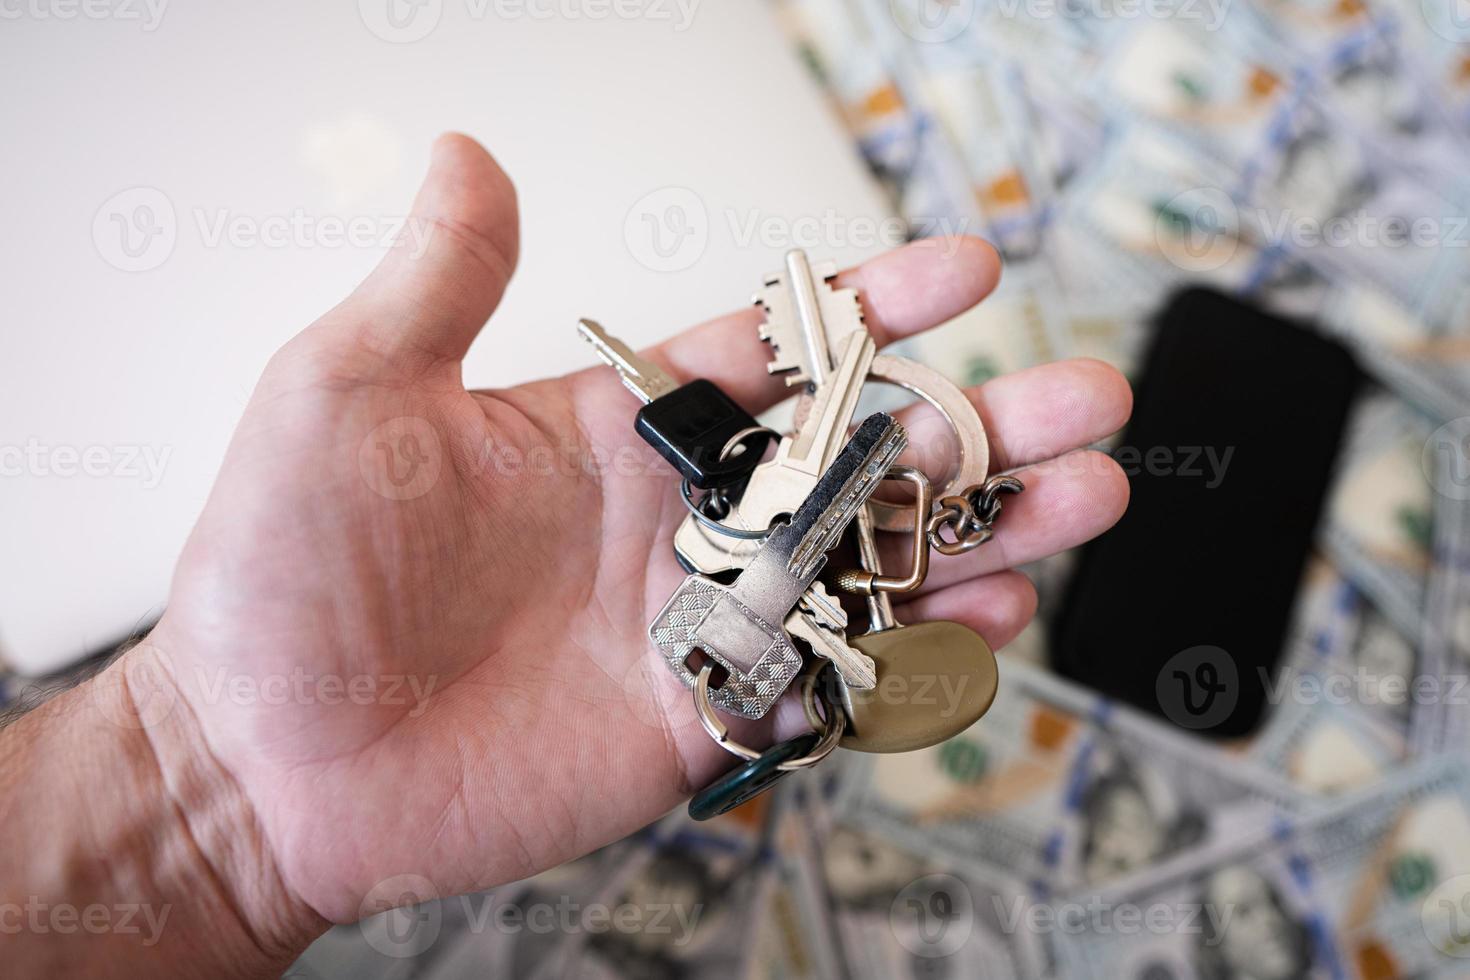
[693,663,844,770]
[677,426,782,541]
[718,425,781,463]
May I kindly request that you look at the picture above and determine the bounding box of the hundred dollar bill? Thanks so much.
[1412,461,1470,756]
[773,776,1052,980]
[1322,393,1435,642]
[1219,1,1470,187]
[1379,0,1470,135]
[307,804,776,980]
[1093,13,1470,339]
[841,659,1309,894]
[1250,556,1413,794]
[515,806,779,980]
[288,839,636,978]
[1247,0,1470,163]
[1095,18,1296,170]
[1051,757,1470,979]
[914,261,1073,387]
[1049,122,1269,290]
[1251,694,1408,796]
[774,0,935,214]
[1043,123,1271,374]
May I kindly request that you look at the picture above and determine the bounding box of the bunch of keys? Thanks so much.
[579,249,1023,820]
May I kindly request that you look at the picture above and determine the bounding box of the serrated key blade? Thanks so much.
[800,581,848,632]
[786,609,877,690]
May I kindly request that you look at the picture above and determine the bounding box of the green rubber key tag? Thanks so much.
[688,732,819,821]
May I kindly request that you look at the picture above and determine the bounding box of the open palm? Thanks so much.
[133,135,1131,931]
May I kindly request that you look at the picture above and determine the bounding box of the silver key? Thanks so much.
[798,581,847,632]
[581,315,849,655]
[758,250,865,389]
[673,250,873,575]
[577,318,677,404]
[649,413,906,718]
[791,581,878,689]
[785,608,877,690]
[674,329,875,575]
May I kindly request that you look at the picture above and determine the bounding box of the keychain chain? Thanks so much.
[925,475,1026,557]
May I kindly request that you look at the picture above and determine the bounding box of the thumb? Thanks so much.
[331,132,520,365]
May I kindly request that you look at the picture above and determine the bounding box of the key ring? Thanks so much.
[863,355,990,533]
[678,425,783,541]
[786,355,989,533]
[692,663,843,770]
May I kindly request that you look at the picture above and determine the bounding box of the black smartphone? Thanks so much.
[1049,287,1363,738]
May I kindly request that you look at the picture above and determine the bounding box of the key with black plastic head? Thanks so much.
[578,319,771,488]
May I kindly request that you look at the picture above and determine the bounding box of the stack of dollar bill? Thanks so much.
[292,662,1470,978]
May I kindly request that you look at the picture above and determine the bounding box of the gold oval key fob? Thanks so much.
[840,619,999,753]
[836,507,999,753]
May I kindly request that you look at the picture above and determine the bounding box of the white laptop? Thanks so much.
[0,1,891,674]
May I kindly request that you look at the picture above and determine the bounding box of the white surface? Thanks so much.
[0,2,891,674]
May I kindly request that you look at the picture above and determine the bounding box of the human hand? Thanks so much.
[119,134,1131,949]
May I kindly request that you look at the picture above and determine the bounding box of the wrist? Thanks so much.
[0,634,325,978]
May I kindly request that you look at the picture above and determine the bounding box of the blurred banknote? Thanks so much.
[840,660,1307,893]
